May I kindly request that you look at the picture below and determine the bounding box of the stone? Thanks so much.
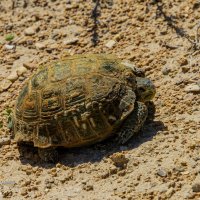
[178,57,188,66]
[44,188,49,193]
[23,62,35,69]
[113,33,122,41]
[63,37,79,45]
[35,42,46,50]
[109,153,129,168]
[105,40,116,48]
[24,27,36,36]
[184,84,200,92]
[7,71,18,82]
[16,66,28,76]
[157,169,167,177]
[48,43,59,50]
[0,79,12,91]
[20,188,28,196]
[0,138,11,147]
[162,66,171,75]
[4,44,15,50]
[192,183,200,192]
[19,76,25,81]
[109,165,118,175]
[174,166,185,172]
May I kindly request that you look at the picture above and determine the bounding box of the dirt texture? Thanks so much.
[0,0,200,199]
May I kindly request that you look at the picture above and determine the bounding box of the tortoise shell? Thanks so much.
[13,54,137,148]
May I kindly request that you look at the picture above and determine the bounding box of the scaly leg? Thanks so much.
[116,101,148,144]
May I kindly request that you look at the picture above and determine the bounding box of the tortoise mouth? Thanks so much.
[144,93,154,101]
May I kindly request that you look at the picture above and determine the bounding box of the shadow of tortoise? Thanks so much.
[18,102,166,169]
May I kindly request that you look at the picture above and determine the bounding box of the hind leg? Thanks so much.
[38,147,59,163]
[116,101,148,144]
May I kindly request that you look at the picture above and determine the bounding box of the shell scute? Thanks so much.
[50,61,72,82]
[31,69,48,88]
[23,93,38,121]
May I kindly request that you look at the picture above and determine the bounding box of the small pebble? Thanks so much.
[109,165,118,175]
[20,188,28,196]
[110,153,129,168]
[23,62,35,69]
[4,44,15,50]
[0,79,12,91]
[184,84,200,92]
[63,37,79,45]
[179,57,188,66]
[24,27,36,36]
[16,66,28,76]
[157,169,167,177]
[162,66,171,75]
[7,71,18,82]
[35,42,46,50]
[174,166,185,172]
[105,40,116,48]
[19,76,25,81]
[44,188,49,193]
[113,33,122,41]
[0,138,11,147]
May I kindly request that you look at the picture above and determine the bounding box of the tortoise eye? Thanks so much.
[125,72,135,83]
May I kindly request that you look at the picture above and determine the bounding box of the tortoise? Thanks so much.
[13,54,156,162]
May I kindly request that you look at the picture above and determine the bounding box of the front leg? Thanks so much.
[116,101,148,144]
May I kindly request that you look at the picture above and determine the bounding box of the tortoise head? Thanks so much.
[135,77,156,102]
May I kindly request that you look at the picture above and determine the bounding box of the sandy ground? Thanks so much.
[0,0,200,199]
